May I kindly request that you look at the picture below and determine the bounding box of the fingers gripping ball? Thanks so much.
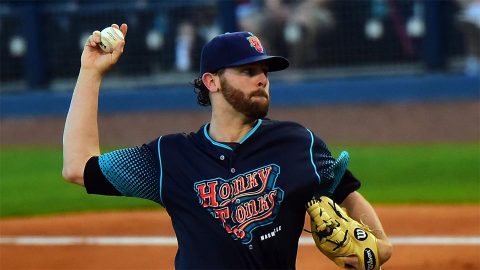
[99,27,124,53]
[306,196,381,270]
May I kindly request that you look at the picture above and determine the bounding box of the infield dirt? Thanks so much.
[0,205,479,269]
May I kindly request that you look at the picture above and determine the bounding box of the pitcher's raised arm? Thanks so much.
[62,23,128,185]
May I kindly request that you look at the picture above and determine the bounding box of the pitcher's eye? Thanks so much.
[241,68,254,75]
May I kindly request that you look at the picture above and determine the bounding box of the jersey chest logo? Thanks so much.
[194,164,284,244]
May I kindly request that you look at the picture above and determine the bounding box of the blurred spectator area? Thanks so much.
[237,0,464,67]
[0,0,473,92]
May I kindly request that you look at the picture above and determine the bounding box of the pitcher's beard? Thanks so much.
[220,77,269,121]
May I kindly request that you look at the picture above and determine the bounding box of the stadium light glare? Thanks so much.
[9,36,26,57]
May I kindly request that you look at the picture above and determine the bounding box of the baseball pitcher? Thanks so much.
[63,23,392,269]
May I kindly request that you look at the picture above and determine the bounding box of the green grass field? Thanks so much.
[1,144,479,217]
[332,144,480,203]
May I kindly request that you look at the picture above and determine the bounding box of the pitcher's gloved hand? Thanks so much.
[306,196,381,270]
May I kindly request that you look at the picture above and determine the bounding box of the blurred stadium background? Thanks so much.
[0,0,478,96]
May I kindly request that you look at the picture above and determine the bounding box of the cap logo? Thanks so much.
[246,35,264,53]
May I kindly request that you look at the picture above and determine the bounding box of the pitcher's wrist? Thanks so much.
[78,67,103,81]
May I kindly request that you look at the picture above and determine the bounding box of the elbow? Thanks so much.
[62,165,85,186]
[62,154,92,186]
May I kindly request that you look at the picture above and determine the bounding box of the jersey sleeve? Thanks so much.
[306,129,349,196]
[84,156,122,196]
[86,141,163,205]
[331,169,361,203]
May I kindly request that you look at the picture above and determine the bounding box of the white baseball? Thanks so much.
[99,26,124,53]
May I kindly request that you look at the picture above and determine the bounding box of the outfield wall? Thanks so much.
[1,74,478,118]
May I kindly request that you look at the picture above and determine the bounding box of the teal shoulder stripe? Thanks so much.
[328,151,350,194]
[157,136,164,206]
[203,124,233,151]
[307,129,322,185]
[239,119,262,144]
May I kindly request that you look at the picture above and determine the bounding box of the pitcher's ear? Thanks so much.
[202,73,219,93]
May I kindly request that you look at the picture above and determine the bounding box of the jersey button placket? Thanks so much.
[228,152,237,174]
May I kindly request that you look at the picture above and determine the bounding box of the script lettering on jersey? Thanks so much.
[194,164,284,244]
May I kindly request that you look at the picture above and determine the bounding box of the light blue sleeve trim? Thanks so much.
[307,129,322,186]
[239,119,262,144]
[203,123,233,151]
[98,154,128,196]
[328,151,350,194]
[157,136,164,206]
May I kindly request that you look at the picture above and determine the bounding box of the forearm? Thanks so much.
[341,191,393,264]
[341,192,387,239]
[62,68,103,185]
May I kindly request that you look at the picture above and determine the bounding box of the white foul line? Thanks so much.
[0,236,177,246]
[0,236,479,246]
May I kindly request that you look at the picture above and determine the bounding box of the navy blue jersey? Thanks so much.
[84,119,360,269]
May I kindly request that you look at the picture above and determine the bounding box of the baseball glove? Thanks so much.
[306,196,381,270]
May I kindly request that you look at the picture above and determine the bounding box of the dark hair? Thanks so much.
[192,77,211,106]
[191,69,224,107]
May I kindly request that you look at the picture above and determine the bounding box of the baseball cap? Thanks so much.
[200,32,289,75]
